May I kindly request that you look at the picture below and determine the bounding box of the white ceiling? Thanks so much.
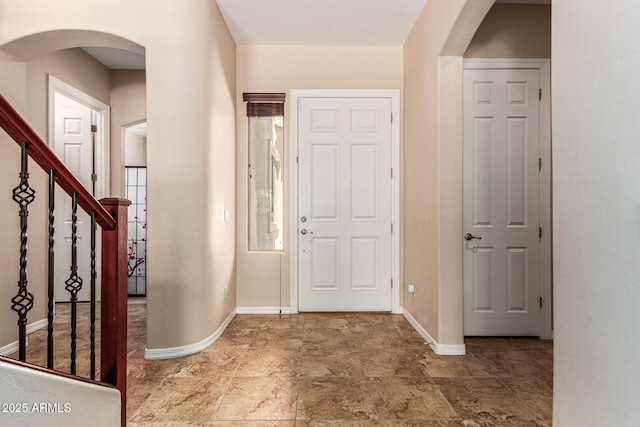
[80,0,551,68]
[216,0,549,47]
[216,0,427,46]
[126,121,147,138]
[82,46,145,69]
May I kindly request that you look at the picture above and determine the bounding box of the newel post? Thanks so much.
[99,198,131,426]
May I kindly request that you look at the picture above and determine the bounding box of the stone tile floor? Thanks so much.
[12,299,553,426]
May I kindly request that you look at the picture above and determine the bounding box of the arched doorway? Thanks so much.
[0,29,147,353]
[432,0,553,344]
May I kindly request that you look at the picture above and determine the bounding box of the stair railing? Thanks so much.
[0,93,129,425]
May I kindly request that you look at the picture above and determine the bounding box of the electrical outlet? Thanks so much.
[408,283,415,293]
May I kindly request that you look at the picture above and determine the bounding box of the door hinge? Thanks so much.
[539,296,543,309]
[296,156,299,164]
[539,88,542,101]
[391,168,393,179]
[390,113,393,123]
[91,125,97,133]
[539,227,542,240]
[391,278,393,288]
[91,173,98,182]
[539,158,542,171]
[391,223,394,234]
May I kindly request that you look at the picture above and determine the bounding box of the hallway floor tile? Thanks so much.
[11,300,553,426]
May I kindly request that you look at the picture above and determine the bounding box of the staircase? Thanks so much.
[0,93,129,426]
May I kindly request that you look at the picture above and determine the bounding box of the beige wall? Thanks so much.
[0,48,111,350]
[403,0,493,345]
[236,45,403,309]
[0,58,32,350]
[0,0,237,354]
[143,1,237,350]
[207,2,238,334]
[27,48,111,131]
[110,70,146,193]
[404,0,551,349]
[465,4,551,58]
[124,132,147,167]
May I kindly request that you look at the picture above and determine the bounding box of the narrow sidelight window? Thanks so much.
[243,93,285,251]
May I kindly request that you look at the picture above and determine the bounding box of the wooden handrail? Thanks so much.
[0,93,115,230]
[1,92,128,424]
[99,198,130,427]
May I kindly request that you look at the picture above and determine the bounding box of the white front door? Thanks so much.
[298,97,393,311]
[53,102,98,302]
[463,68,541,335]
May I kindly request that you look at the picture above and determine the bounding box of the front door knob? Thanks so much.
[464,233,482,241]
[300,229,313,235]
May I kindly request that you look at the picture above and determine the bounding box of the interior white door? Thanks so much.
[53,106,98,302]
[298,97,393,311]
[463,68,541,336]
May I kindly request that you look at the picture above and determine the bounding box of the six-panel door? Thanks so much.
[463,69,541,335]
[53,106,98,302]
[298,97,393,311]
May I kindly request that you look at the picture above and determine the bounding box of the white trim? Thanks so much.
[290,93,299,314]
[47,74,111,199]
[433,343,468,356]
[26,318,48,335]
[144,309,236,360]
[0,342,19,357]
[462,58,553,340]
[289,89,401,315]
[403,309,466,356]
[538,60,553,340]
[236,307,292,315]
[463,58,550,70]
[0,318,48,356]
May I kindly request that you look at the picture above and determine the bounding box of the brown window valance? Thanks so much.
[243,92,286,117]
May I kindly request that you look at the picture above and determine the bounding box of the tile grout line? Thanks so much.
[210,344,250,422]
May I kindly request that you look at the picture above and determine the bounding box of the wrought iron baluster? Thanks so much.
[90,212,97,380]
[65,192,83,375]
[11,142,35,362]
[47,170,55,369]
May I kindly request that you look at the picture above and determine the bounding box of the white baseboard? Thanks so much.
[0,318,48,356]
[402,309,466,356]
[431,342,467,356]
[144,309,236,360]
[26,318,48,335]
[0,341,19,357]
[236,307,292,315]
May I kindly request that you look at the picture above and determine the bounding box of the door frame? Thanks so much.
[47,75,110,302]
[463,58,552,339]
[47,74,111,199]
[290,89,401,314]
